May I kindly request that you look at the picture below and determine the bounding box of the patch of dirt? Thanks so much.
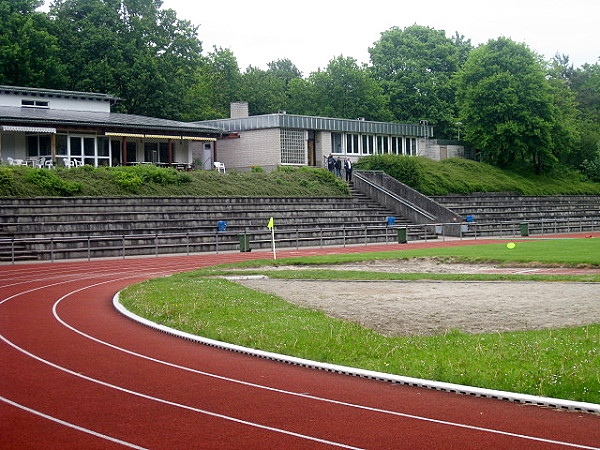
[232,260,600,336]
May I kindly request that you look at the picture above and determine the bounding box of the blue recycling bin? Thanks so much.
[217,220,227,232]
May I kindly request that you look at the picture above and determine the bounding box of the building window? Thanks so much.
[26,135,52,157]
[160,142,170,162]
[55,134,67,158]
[281,129,305,164]
[21,99,49,108]
[144,142,159,163]
[361,135,374,154]
[126,141,137,163]
[331,132,342,154]
[53,134,111,166]
[345,134,360,154]
[110,140,122,166]
[391,136,399,154]
[376,136,384,154]
[405,137,417,155]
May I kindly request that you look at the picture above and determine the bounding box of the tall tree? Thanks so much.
[305,55,392,121]
[237,59,302,115]
[547,55,583,168]
[569,62,600,175]
[0,0,67,87]
[369,25,459,137]
[239,66,287,115]
[49,0,203,119]
[266,58,302,84]
[202,46,241,118]
[455,37,557,173]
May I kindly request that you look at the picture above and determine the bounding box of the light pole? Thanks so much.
[455,122,463,141]
[419,120,429,156]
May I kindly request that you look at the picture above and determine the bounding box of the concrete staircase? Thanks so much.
[0,192,431,261]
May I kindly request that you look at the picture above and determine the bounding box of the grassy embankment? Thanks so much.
[2,156,600,197]
[121,238,600,404]
[0,164,349,197]
[354,155,600,195]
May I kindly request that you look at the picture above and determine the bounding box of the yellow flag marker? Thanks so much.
[267,217,276,259]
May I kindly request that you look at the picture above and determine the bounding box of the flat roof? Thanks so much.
[198,113,433,137]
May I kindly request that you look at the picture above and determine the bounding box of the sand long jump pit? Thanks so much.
[233,260,600,336]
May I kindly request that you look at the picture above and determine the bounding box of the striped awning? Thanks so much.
[1,125,57,134]
[105,132,216,141]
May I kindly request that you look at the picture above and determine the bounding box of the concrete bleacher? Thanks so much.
[4,189,598,262]
[431,193,600,236]
[0,192,430,261]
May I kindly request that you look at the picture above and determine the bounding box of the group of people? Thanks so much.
[327,154,353,182]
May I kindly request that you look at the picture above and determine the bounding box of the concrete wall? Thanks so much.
[420,139,465,161]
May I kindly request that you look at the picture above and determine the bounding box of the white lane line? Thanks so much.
[53,278,600,449]
[0,334,363,450]
[0,274,364,450]
[0,396,148,450]
[510,268,546,274]
[0,270,167,302]
[5,264,599,450]
[0,259,204,289]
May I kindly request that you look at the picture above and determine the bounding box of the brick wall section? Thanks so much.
[216,128,281,171]
[316,131,332,168]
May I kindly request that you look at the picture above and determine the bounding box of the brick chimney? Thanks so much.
[230,101,249,119]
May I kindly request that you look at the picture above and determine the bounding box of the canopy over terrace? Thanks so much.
[0,85,224,168]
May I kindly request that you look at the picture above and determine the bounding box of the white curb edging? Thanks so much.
[113,292,600,414]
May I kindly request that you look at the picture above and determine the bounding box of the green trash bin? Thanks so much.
[520,223,529,237]
[239,234,252,252]
[397,227,407,244]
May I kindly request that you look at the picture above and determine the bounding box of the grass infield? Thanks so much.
[120,238,600,404]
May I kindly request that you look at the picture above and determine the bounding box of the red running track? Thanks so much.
[2,237,600,449]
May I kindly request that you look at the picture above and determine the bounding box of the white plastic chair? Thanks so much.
[44,159,54,169]
[213,161,226,173]
[35,157,46,168]
[63,158,80,168]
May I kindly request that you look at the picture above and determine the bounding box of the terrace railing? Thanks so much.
[1,216,598,264]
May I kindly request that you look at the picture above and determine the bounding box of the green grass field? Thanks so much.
[120,238,600,404]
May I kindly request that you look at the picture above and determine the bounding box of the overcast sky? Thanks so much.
[160,0,599,76]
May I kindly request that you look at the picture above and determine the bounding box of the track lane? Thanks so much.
[2,240,600,449]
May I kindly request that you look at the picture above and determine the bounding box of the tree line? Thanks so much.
[1,0,599,177]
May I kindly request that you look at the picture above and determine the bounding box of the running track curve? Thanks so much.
[2,236,600,449]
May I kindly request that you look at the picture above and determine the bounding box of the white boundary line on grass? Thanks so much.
[113,292,600,415]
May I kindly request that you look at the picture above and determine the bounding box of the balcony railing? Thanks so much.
[1,217,598,264]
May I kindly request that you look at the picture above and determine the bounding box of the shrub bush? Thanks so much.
[25,169,82,196]
[354,155,423,190]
